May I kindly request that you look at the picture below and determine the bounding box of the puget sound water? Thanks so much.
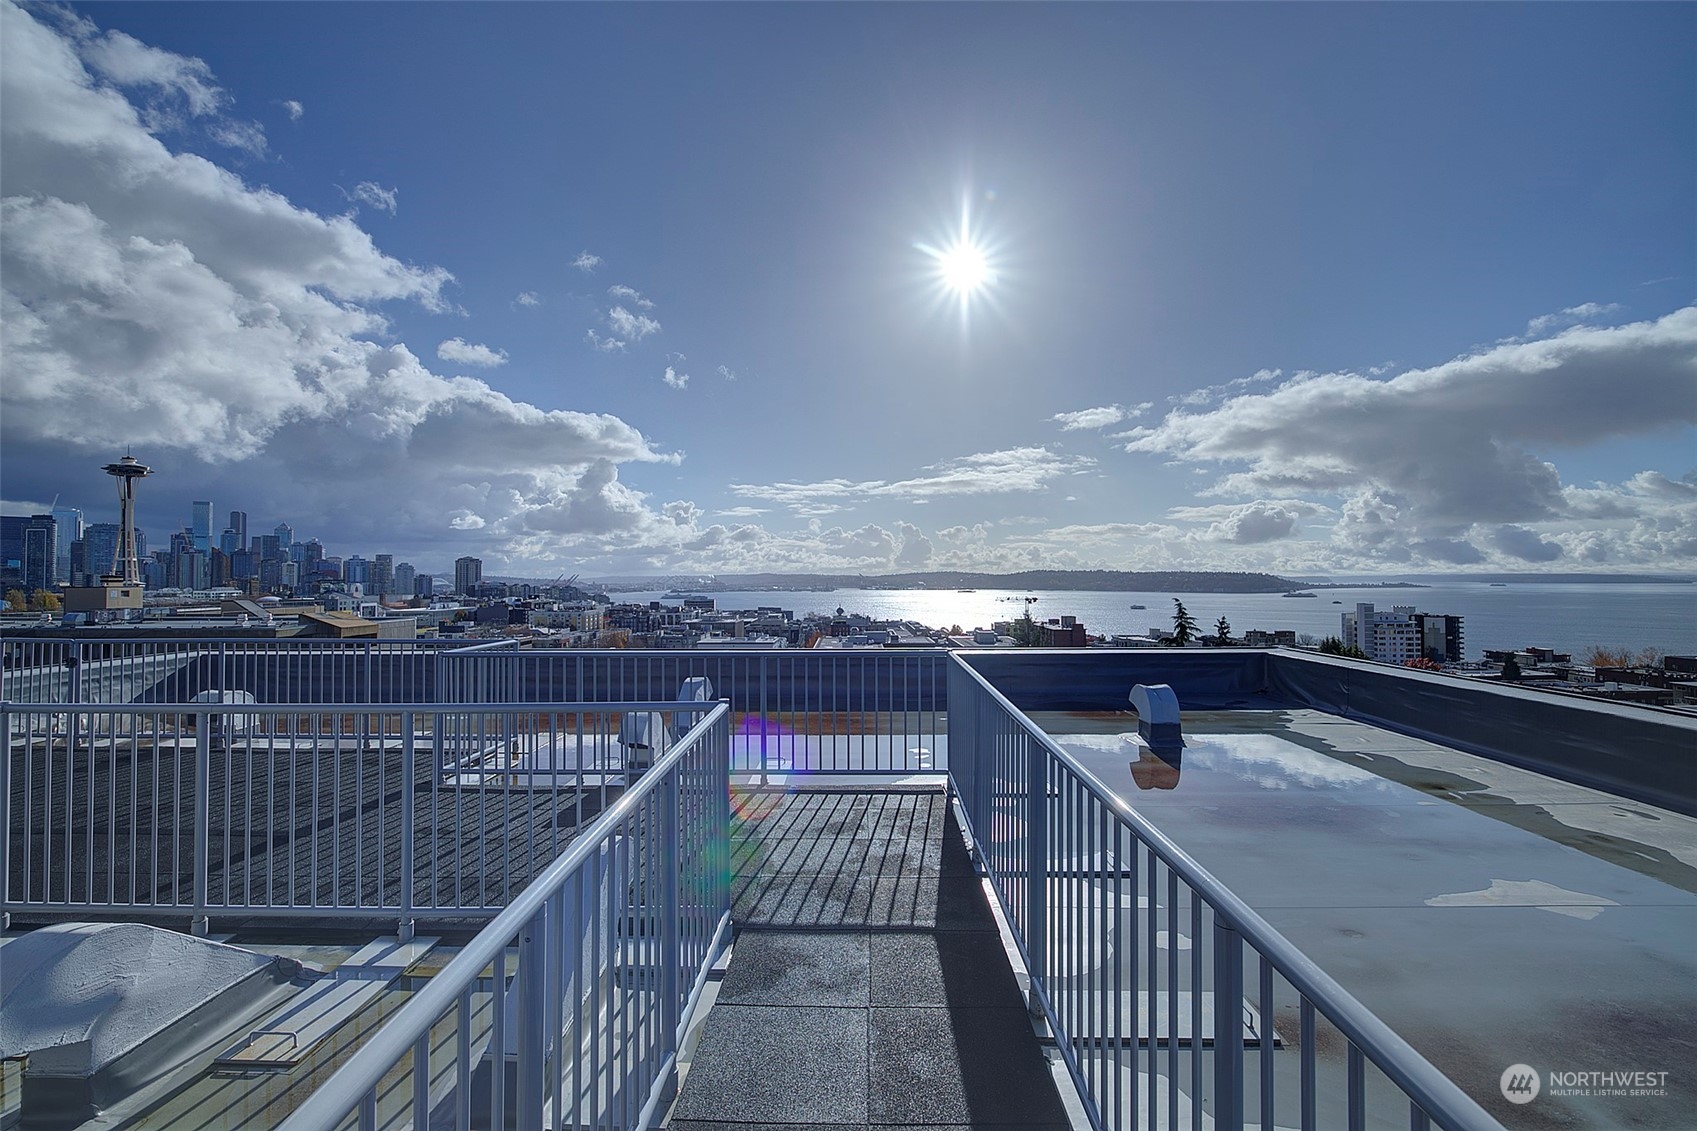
[616,581,1697,662]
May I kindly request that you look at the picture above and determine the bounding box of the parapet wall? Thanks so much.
[958,647,1697,817]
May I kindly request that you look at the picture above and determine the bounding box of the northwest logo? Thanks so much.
[1501,1064,1541,1104]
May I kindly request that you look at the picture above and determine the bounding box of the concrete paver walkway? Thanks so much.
[668,788,1072,1130]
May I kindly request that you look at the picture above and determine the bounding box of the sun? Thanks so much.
[917,201,999,312]
[937,239,991,295]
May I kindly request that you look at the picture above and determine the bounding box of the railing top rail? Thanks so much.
[1,699,722,714]
[273,699,730,1131]
[947,653,1501,1131]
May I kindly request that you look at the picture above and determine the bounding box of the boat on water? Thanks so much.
[1128,603,1147,610]
[1282,592,1318,598]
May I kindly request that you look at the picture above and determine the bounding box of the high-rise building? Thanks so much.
[454,555,482,595]
[414,573,435,598]
[219,528,241,556]
[371,554,394,598]
[51,505,82,583]
[255,535,281,563]
[191,501,214,553]
[274,523,293,552]
[21,514,58,594]
[1414,613,1466,663]
[82,523,121,584]
[1,515,30,581]
[343,555,369,585]
[228,510,247,553]
[393,561,416,599]
[1341,604,1466,665]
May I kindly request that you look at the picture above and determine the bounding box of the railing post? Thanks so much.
[399,712,416,941]
[1025,732,1047,1016]
[1214,912,1245,1131]
[192,712,212,936]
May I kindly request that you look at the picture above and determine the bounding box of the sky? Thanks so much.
[2,1,1693,579]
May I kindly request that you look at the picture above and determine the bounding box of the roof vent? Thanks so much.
[1128,683,1183,752]
[1126,683,1184,791]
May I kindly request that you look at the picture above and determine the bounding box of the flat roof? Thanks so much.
[1043,708,1697,1129]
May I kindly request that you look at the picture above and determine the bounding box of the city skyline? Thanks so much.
[2,2,1693,579]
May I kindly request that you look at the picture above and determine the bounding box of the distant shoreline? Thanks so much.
[491,569,1696,591]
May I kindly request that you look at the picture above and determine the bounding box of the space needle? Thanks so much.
[100,453,151,585]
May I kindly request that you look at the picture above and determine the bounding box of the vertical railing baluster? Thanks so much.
[1025,732,1047,1016]
[1301,995,1316,1130]
[1261,954,1275,1130]
[517,908,544,1131]
[1348,1041,1366,1131]
[192,712,211,935]
[400,713,415,940]
[1214,912,1244,1131]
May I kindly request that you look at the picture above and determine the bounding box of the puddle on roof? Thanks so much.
[1046,713,1697,895]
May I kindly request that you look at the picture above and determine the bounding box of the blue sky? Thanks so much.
[3,1,1693,577]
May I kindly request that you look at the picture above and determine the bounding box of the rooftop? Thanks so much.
[1,641,1692,1130]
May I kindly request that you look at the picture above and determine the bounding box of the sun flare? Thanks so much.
[916,199,1002,323]
[937,240,991,295]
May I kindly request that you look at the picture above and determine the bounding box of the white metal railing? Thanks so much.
[0,637,482,708]
[2,639,1521,1129]
[274,702,731,1131]
[947,658,1502,1131]
[3,640,949,772]
[2,699,716,932]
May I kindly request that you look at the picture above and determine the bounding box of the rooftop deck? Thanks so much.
[2,642,1692,1131]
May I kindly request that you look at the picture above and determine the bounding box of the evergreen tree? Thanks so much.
[1214,615,1232,645]
[1170,599,1197,647]
[1501,654,1522,680]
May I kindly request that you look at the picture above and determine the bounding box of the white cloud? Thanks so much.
[72,20,226,116]
[608,284,654,309]
[39,9,272,156]
[208,119,267,156]
[1125,309,1697,565]
[663,365,689,389]
[437,337,508,368]
[348,181,398,215]
[572,251,601,272]
[585,329,625,353]
[607,305,660,341]
[1053,403,1150,431]
[731,447,1094,511]
[515,291,540,307]
[717,364,738,382]
[1167,500,1328,544]
[281,99,303,121]
[0,3,688,571]
[1172,369,1281,409]
[1526,302,1623,337]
